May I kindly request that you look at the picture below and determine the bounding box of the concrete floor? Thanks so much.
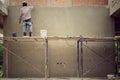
[0,78,109,80]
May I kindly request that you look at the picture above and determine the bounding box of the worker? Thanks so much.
[19,1,33,37]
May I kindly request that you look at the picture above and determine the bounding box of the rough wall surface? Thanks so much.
[9,0,108,6]
[4,6,115,77]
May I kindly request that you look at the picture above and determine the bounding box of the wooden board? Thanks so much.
[0,36,118,42]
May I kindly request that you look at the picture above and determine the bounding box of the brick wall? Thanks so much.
[15,0,47,5]
[9,0,108,6]
[51,0,70,7]
[72,0,108,6]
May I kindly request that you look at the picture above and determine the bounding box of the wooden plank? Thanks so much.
[4,37,45,42]
[4,40,8,77]
[1,36,118,41]
[80,39,83,80]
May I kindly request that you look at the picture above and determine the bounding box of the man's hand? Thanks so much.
[19,14,23,24]
[19,18,21,24]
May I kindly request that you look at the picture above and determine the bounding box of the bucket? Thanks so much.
[107,74,114,80]
[12,32,17,37]
[40,30,47,38]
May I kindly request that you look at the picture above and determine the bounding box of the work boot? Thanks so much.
[23,32,26,36]
[29,32,32,37]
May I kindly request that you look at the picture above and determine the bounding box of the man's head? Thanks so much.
[22,1,27,6]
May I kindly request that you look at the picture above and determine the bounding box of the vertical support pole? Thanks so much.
[77,37,83,80]
[4,40,8,77]
[80,38,83,80]
[77,40,80,77]
[117,40,120,76]
[115,41,118,75]
[45,38,48,80]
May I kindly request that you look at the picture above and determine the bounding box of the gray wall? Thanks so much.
[4,6,115,78]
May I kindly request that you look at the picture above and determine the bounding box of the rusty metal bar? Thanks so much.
[77,36,84,80]
[45,38,48,80]
[77,40,80,77]
[80,38,83,80]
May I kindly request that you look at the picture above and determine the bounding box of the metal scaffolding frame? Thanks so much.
[2,36,119,80]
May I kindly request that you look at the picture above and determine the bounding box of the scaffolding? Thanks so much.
[2,36,119,80]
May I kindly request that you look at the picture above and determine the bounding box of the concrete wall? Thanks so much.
[109,0,120,16]
[4,6,115,78]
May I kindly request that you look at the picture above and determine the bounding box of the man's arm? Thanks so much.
[19,9,23,24]
[19,16,22,23]
[19,19,21,24]
[29,4,33,10]
[30,6,33,9]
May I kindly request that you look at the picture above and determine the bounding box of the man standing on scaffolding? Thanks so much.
[19,1,33,37]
